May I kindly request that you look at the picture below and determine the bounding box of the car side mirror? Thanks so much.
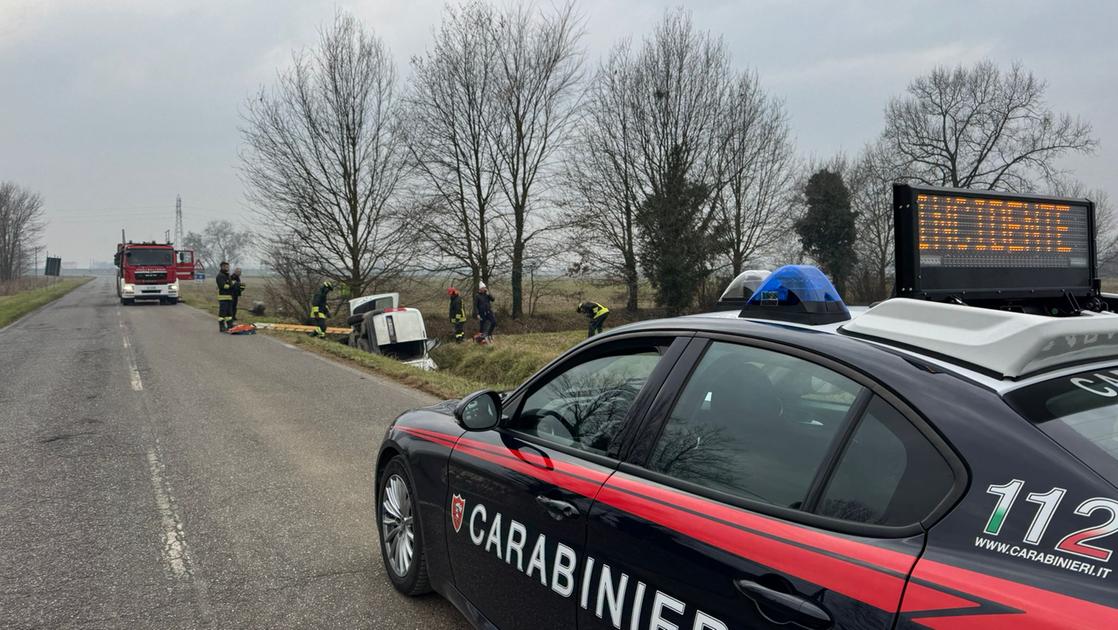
[454,390,502,431]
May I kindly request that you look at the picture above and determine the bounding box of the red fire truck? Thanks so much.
[114,238,193,305]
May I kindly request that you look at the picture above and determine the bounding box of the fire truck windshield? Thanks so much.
[125,248,173,266]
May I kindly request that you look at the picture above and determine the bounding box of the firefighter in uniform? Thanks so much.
[475,282,496,342]
[230,267,245,323]
[309,280,333,338]
[216,261,234,332]
[448,287,466,342]
[578,301,610,337]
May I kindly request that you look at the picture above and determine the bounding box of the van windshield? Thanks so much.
[1005,367,1118,486]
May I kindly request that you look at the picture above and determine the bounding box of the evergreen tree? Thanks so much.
[795,170,858,294]
[636,147,714,316]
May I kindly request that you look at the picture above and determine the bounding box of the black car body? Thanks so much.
[374,309,1118,630]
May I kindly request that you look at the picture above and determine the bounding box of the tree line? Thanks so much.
[240,3,1106,316]
[0,182,45,282]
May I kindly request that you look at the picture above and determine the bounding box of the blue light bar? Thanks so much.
[740,265,850,324]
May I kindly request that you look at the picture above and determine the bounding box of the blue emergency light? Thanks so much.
[739,265,850,325]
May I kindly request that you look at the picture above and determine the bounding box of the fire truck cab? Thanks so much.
[114,241,181,305]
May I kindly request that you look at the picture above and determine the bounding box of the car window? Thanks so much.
[647,341,863,509]
[816,396,954,526]
[1005,367,1118,486]
[511,349,662,456]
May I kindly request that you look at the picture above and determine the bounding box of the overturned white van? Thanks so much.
[345,293,437,371]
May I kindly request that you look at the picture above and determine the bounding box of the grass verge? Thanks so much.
[181,279,591,397]
[0,277,93,328]
[178,277,283,324]
[429,331,585,390]
[278,332,490,399]
[274,329,586,399]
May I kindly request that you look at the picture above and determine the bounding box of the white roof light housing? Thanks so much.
[842,298,1118,379]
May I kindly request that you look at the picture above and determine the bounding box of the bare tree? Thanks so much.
[259,234,323,319]
[1050,178,1117,271]
[847,142,900,301]
[408,1,506,297]
[0,182,45,281]
[629,9,731,205]
[490,1,584,318]
[714,70,795,276]
[1095,191,1117,269]
[240,12,410,298]
[566,9,733,312]
[565,41,642,311]
[627,9,734,312]
[182,220,253,272]
[883,60,1096,193]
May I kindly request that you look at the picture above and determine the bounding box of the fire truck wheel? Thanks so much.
[120,298,134,306]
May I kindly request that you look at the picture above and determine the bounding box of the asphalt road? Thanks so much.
[0,278,467,629]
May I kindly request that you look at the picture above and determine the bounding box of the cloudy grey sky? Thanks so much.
[1,0,1115,266]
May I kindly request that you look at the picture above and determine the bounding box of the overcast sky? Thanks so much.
[1,0,1115,266]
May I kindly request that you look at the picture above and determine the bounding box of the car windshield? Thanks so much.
[126,248,173,266]
[1006,367,1118,486]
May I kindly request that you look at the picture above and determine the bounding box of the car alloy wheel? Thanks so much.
[381,473,415,577]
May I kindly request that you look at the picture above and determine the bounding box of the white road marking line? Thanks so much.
[147,447,190,578]
[118,308,213,621]
[129,365,144,391]
[283,343,296,349]
[119,315,143,391]
[145,440,215,622]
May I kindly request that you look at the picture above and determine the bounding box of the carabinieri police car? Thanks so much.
[374,185,1118,629]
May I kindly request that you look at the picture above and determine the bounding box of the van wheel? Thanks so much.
[377,457,431,595]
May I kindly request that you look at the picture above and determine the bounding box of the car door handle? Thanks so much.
[733,578,832,629]
[536,496,580,520]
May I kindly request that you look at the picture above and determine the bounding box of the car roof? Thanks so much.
[605,305,1118,396]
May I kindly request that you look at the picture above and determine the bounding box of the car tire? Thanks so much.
[121,298,134,306]
[377,457,431,596]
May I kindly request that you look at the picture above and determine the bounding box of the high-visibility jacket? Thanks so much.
[579,301,609,319]
[216,271,233,301]
[449,294,466,322]
[311,284,331,318]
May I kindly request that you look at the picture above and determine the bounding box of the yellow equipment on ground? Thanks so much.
[253,322,350,335]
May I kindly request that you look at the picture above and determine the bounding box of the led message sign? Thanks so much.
[894,185,1097,300]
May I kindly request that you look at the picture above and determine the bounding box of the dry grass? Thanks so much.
[271,329,587,398]
[429,330,587,390]
[279,332,490,399]
[0,276,63,296]
[181,276,598,397]
[178,276,283,324]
